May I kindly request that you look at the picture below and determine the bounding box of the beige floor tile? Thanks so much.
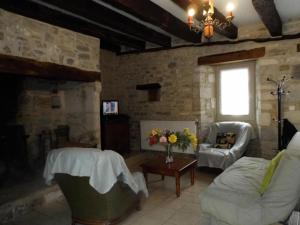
[7,169,216,225]
[167,211,200,225]
[146,207,176,222]
[180,202,203,215]
[34,201,70,217]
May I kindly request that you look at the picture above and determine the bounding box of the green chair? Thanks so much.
[55,173,141,225]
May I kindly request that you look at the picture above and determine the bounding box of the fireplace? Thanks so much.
[0,71,102,188]
[0,75,32,185]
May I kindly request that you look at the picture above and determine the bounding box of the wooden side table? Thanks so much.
[140,157,197,197]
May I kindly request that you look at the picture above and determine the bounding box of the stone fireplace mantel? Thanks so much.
[0,54,101,82]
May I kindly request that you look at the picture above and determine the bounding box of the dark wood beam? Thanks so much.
[120,32,300,55]
[171,0,238,39]
[101,0,202,43]
[0,54,101,82]
[101,41,121,53]
[198,47,265,65]
[212,9,238,39]
[38,0,171,47]
[252,0,282,37]
[0,0,146,51]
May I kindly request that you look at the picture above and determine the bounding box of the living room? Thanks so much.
[0,0,300,225]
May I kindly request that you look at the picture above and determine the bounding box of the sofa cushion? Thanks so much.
[214,132,236,149]
[262,151,300,224]
[212,157,269,194]
[259,150,286,194]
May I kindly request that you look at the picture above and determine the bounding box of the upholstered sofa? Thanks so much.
[197,121,252,170]
[200,132,300,225]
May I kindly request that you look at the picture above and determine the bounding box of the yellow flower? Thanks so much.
[151,128,161,136]
[189,134,198,149]
[183,128,191,135]
[168,134,177,144]
[151,129,158,136]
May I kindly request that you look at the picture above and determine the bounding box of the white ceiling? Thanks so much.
[151,0,300,26]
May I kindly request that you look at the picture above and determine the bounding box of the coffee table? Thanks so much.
[140,157,197,197]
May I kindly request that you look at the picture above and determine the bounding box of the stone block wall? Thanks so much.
[0,9,101,164]
[102,34,300,158]
[0,9,100,71]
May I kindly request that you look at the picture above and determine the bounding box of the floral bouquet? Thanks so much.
[148,128,198,163]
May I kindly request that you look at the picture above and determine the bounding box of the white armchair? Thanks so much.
[197,121,253,170]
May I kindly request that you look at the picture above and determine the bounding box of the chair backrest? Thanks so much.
[55,173,137,221]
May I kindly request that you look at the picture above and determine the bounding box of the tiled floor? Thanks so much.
[4,170,217,225]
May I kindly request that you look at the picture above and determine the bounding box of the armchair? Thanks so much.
[43,148,148,225]
[197,121,252,169]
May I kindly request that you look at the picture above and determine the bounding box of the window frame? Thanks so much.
[215,61,256,122]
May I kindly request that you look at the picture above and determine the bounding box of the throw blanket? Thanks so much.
[43,148,148,197]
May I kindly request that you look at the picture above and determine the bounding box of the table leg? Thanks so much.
[143,171,148,186]
[175,173,180,197]
[191,166,195,185]
[161,175,165,180]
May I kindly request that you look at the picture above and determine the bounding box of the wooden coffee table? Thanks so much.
[140,157,197,197]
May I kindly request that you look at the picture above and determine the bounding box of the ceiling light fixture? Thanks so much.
[187,0,235,40]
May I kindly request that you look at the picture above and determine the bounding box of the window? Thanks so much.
[216,61,255,121]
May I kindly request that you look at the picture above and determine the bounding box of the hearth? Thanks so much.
[0,75,34,186]
[0,124,30,183]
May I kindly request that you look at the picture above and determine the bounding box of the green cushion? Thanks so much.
[259,150,286,194]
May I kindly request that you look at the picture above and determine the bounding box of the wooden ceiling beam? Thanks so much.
[252,0,282,37]
[100,41,121,53]
[38,0,171,47]
[0,54,101,82]
[101,0,202,43]
[171,0,238,39]
[0,0,146,52]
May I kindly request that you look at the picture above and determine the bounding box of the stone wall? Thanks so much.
[0,9,101,164]
[0,9,100,72]
[102,36,300,158]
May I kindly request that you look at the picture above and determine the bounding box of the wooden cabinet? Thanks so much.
[101,115,130,155]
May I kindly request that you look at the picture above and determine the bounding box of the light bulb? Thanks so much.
[188,8,196,17]
[226,2,235,12]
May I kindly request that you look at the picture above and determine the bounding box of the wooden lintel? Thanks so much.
[252,0,282,36]
[136,83,161,90]
[0,54,101,82]
[198,47,265,65]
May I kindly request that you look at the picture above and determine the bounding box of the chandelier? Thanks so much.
[187,0,235,39]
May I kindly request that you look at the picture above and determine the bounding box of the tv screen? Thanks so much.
[102,100,119,115]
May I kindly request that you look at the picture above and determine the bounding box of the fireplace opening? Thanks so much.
[0,75,35,187]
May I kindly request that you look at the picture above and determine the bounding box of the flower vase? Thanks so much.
[165,144,174,164]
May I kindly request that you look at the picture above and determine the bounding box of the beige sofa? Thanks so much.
[200,132,300,225]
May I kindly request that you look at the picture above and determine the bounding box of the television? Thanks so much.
[102,100,119,115]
